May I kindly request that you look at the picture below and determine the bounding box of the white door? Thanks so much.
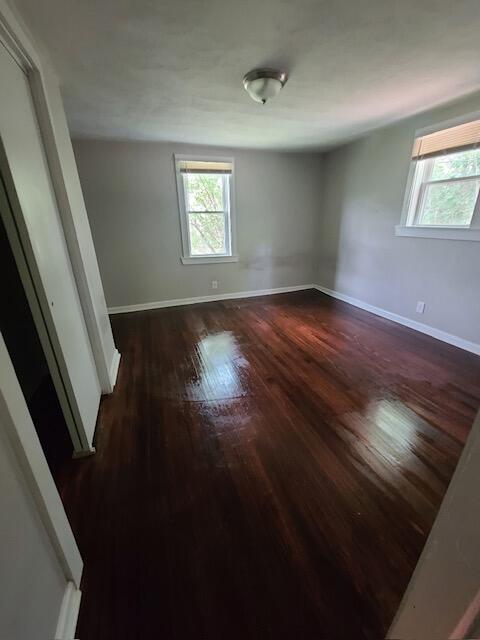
[0,43,100,451]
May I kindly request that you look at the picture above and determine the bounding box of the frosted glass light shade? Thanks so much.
[243,69,287,104]
[246,77,282,103]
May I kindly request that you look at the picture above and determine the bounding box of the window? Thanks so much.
[397,116,480,241]
[174,156,238,263]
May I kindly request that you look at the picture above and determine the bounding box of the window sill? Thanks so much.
[395,225,480,242]
[181,255,239,265]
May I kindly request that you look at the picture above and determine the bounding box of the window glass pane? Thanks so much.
[189,213,226,255]
[418,180,479,225]
[430,148,480,181]
[183,173,224,212]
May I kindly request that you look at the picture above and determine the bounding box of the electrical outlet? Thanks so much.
[211,280,218,289]
[416,301,425,314]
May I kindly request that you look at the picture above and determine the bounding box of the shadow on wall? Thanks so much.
[316,149,349,290]
[242,248,315,290]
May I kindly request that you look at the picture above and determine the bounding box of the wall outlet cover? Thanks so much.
[416,301,426,314]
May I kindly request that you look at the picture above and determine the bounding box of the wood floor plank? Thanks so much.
[55,290,480,639]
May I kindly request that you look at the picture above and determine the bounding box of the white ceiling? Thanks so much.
[10,0,480,150]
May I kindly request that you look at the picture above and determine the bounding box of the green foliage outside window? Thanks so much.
[419,149,480,225]
[184,173,228,254]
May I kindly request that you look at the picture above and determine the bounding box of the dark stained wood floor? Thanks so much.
[56,290,480,640]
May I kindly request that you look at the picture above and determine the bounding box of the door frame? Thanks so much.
[0,331,83,635]
[0,6,98,456]
[0,9,85,634]
[0,0,120,396]
[0,170,87,452]
[388,409,480,639]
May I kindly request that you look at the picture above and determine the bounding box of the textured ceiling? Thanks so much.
[10,0,480,150]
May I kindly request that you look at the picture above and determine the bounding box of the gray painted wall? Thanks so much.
[74,95,480,346]
[73,140,323,308]
[317,91,480,346]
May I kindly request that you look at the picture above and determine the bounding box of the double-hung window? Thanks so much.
[174,155,238,264]
[397,116,480,241]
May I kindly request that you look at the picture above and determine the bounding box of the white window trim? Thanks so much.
[396,110,480,242]
[395,225,480,241]
[174,154,239,264]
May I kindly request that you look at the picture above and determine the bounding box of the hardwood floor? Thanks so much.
[56,290,480,639]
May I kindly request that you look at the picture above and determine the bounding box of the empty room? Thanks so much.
[1,0,480,639]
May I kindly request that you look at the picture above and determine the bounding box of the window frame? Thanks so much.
[397,111,480,242]
[174,154,238,264]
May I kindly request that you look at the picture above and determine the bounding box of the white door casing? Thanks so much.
[0,41,100,451]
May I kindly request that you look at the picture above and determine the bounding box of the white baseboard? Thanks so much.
[55,582,82,640]
[314,284,480,356]
[108,348,121,391]
[107,282,479,356]
[108,284,315,315]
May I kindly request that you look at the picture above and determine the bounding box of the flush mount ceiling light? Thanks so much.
[243,68,288,104]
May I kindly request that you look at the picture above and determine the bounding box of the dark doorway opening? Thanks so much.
[0,203,72,481]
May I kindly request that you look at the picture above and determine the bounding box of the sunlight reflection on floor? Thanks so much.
[186,331,249,402]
